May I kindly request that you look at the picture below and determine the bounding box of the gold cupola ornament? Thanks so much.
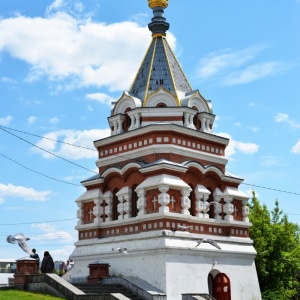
[148,0,169,9]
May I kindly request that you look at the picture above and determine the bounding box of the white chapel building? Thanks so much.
[71,1,261,299]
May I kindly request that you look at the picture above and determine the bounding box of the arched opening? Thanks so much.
[112,188,119,221]
[192,106,200,130]
[131,185,138,217]
[208,187,215,219]
[208,270,231,300]
[124,107,132,132]
[156,102,167,107]
[214,273,231,300]
[188,184,196,216]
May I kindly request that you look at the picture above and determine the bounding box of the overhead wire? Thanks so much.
[0,218,77,226]
[1,126,300,197]
[0,125,96,152]
[241,183,300,196]
[0,152,82,187]
[0,126,98,174]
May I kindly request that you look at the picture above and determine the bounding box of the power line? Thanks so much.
[0,125,97,152]
[1,126,300,198]
[0,127,98,174]
[0,152,81,187]
[241,183,300,196]
[0,218,77,226]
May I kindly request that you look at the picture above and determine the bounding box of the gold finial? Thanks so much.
[148,0,168,9]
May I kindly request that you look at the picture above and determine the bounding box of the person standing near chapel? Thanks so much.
[41,251,54,273]
[30,248,40,262]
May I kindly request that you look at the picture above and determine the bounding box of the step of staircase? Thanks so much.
[74,283,143,300]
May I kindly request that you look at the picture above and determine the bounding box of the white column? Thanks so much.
[76,202,83,226]
[117,195,124,220]
[183,112,190,127]
[200,117,206,132]
[205,119,210,132]
[93,197,104,224]
[242,199,250,222]
[136,189,146,216]
[129,115,135,130]
[117,187,132,219]
[223,194,234,221]
[181,188,191,215]
[208,119,213,133]
[112,120,118,135]
[158,185,170,213]
[116,119,123,134]
[189,114,196,129]
[213,188,223,220]
[135,113,141,128]
[194,185,211,218]
[103,191,113,221]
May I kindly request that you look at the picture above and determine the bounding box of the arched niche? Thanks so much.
[145,88,179,107]
[113,93,142,115]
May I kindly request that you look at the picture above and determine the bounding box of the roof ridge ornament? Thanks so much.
[148,0,169,36]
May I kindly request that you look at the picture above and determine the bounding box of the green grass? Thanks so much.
[0,290,64,299]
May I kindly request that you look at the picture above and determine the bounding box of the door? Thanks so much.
[213,272,231,300]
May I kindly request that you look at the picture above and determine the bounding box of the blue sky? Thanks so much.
[0,0,300,261]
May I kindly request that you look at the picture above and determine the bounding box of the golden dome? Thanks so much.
[148,0,169,9]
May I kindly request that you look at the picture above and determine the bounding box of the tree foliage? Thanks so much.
[249,191,300,300]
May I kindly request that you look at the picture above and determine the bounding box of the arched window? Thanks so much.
[214,273,231,300]
[208,188,215,219]
[192,106,200,130]
[131,185,138,217]
[112,188,119,221]
[188,184,195,216]
[156,102,167,107]
[124,107,132,132]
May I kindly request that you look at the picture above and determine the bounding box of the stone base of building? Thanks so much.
[71,230,261,300]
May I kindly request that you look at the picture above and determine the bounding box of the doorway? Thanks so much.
[208,270,231,300]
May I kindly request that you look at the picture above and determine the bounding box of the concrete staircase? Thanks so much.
[74,283,143,300]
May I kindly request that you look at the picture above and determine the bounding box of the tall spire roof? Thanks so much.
[129,0,192,104]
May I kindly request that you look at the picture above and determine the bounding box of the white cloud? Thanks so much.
[49,116,59,124]
[244,189,260,199]
[0,12,176,92]
[197,44,268,78]
[292,140,300,154]
[248,126,260,132]
[33,128,111,159]
[223,61,284,85]
[274,113,300,128]
[28,116,37,125]
[261,156,281,167]
[196,44,288,85]
[274,113,288,122]
[46,0,65,14]
[217,132,259,157]
[34,231,74,242]
[0,183,51,204]
[32,223,56,232]
[85,92,115,106]
[0,115,13,126]
[0,77,17,83]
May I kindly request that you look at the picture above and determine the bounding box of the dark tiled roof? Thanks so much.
[129,36,192,104]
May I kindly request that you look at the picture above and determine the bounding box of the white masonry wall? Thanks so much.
[71,230,261,300]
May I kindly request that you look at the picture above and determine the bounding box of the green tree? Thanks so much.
[249,191,300,300]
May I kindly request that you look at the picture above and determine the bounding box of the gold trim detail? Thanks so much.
[163,37,193,93]
[144,38,158,103]
[152,33,165,38]
[148,0,169,9]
